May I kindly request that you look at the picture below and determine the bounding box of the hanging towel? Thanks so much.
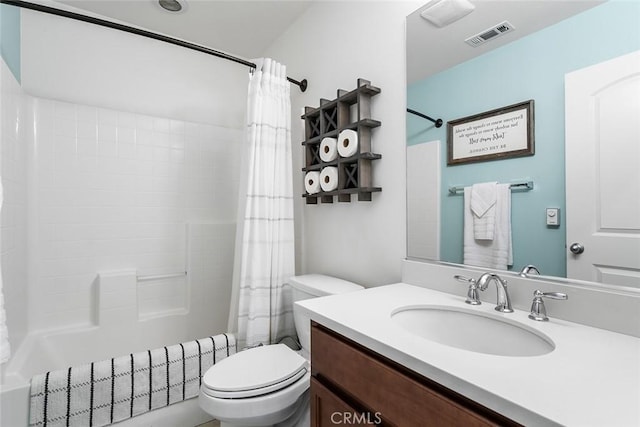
[29,333,236,427]
[0,181,10,364]
[471,181,497,240]
[463,184,513,270]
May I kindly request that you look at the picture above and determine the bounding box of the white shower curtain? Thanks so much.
[229,58,295,349]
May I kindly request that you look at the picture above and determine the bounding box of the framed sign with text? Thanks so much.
[447,100,535,165]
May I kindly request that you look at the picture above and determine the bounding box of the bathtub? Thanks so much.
[0,222,235,426]
[0,314,225,427]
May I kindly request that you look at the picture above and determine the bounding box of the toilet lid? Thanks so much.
[202,344,308,398]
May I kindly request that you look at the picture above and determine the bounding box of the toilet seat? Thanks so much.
[201,344,308,399]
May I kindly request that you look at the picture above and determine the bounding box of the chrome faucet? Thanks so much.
[528,290,568,321]
[519,264,541,277]
[454,275,481,305]
[476,273,514,313]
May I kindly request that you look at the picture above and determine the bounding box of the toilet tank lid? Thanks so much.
[288,274,363,296]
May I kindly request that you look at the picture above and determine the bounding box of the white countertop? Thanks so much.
[296,283,640,427]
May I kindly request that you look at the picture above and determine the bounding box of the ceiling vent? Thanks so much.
[465,21,515,47]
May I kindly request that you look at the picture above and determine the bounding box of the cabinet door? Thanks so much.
[311,377,381,426]
[312,324,519,427]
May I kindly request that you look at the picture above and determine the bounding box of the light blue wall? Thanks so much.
[0,3,21,82]
[407,1,640,277]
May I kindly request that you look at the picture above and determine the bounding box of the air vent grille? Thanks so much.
[465,21,514,47]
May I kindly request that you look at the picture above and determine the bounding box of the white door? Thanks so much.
[565,50,640,288]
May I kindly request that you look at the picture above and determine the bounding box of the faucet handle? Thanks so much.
[536,290,568,300]
[454,275,475,284]
[528,290,568,321]
[454,275,481,305]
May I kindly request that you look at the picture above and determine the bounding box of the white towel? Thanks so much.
[0,180,10,364]
[463,184,513,270]
[471,181,497,240]
[29,333,236,427]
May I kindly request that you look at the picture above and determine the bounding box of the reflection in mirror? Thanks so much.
[406,0,640,288]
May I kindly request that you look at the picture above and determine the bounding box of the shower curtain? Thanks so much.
[229,58,295,349]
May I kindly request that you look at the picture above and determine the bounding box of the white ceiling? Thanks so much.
[54,0,313,60]
[49,0,603,83]
[407,0,604,83]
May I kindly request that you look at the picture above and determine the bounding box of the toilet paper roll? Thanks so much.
[304,171,321,195]
[319,137,338,162]
[337,129,358,158]
[320,167,339,192]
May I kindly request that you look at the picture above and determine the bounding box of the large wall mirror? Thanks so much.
[406,0,640,289]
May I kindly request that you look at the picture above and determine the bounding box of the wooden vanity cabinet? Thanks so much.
[310,322,521,427]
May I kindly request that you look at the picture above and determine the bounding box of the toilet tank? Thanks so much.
[289,274,363,353]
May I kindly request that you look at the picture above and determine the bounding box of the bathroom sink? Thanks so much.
[391,306,554,357]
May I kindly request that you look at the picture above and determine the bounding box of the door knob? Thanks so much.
[569,243,585,254]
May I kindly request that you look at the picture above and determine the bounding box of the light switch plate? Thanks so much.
[546,208,560,226]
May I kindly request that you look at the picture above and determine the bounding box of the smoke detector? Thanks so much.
[157,0,188,13]
[465,21,515,47]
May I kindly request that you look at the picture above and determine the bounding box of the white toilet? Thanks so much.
[198,274,363,427]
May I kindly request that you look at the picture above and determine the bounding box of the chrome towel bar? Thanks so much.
[448,180,533,195]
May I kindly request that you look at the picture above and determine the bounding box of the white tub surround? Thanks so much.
[0,57,29,367]
[0,95,240,426]
[25,98,242,333]
[296,284,640,426]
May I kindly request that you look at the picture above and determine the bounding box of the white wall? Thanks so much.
[266,1,422,286]
[20,8,247,128]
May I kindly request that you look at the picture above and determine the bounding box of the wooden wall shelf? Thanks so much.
[302,78,382,204]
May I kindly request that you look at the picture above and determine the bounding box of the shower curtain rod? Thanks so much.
[407,108,443,128]
[0,0,308,92]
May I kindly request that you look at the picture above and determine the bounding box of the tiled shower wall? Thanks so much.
[1,58,29,351]
[28,98,243,332]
